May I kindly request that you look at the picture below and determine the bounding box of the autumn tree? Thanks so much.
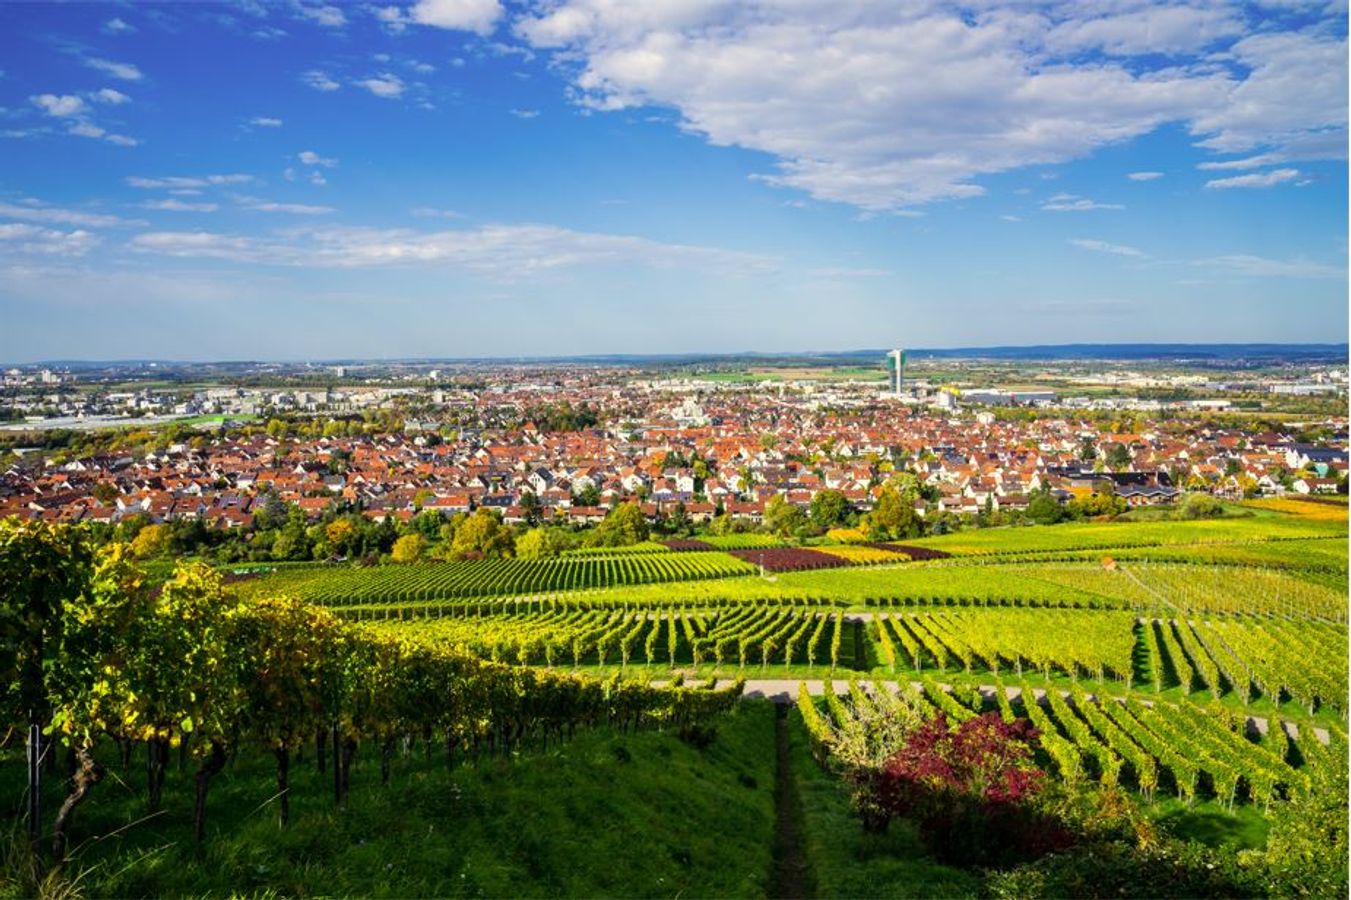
[451,508,515,559]
[390,533,425,563]
[129,523,171,558]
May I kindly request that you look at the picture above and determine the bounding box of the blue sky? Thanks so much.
[0,1,1346,362]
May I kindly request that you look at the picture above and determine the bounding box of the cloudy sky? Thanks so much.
[0,0,1346,361]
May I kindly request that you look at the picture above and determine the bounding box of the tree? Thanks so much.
[91,481,119,506]
[451,509,515,559]
[325,518,357,555]
[1177,492,1223,520]
[130,523,171,559]
[1107,443,1132,472]
[763,494,805,538]
[516,526,574,559]
[810,489,851,529]
[589,501,649,547]
[519,490,543,525]
[136,564,245,841]
[390,533,425,563]
[0,519,94,853]
[860,713,1061,867]
[233,595,345,827]
[571,483,601,507]
[1026,488,1064,525]
[867,484,920,540]
[48,544,150,861]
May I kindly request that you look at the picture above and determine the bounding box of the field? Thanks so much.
[84,498,1341,896]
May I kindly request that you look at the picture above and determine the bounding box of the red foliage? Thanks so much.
[860,713,1073,868]
[728,547,848,572]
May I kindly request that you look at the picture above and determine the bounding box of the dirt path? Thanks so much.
[768,706,813,900]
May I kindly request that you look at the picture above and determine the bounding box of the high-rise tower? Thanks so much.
[887,349,906,396]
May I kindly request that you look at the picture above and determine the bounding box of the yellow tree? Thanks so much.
[391,533,425,563]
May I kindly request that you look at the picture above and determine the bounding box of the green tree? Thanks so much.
[763,495,806,537]
[589,501,650,547]
[0,519,94,853]
[1026,487,1064,525]
[809,489,851,528]
[47,544,151,861]
[1107,443,1133,471]
[571,483,601,507]
[866,484,920,540]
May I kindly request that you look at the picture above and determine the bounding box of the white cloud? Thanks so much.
[1195,254,1344,278]
[1069,238,1146,258]
[0,200,134,229]
[0,224,98,257]
[1044,6,1243,57]
[68,121,105,139]
[1204,167,1301,189]
[509,108,539,119]
[141,199,220,212]
[310,171,328,186]
[1196,152,1288,171]
[298,150,337,167]
[126,174,256,189]
[1041,193,1123,212]
[129,222,774,275]
[1127,171,1163,181]
[302,70,341,92]
[32,94,137,145]
[297,4,346,28]
[1189,30,1347,159]
[411,207,463,218]
[93,88,131,105]
[357,73,405,98]
[235,196,336,215]
[250,116,283,127]
[103,18,136,35]
[514,3,1345,211]
[83,57,143,81]
[375,6,412,32]
[1000,214,1022,222]
[31,94,86,117]
[410,0,502,35]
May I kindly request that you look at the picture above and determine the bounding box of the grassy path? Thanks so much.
[770,705,814,899]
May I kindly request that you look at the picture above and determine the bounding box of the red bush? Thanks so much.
[859,713,1073,868]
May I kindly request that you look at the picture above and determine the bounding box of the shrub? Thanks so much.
[856,713,1073,868]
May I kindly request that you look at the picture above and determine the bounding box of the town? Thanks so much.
[2,353,1345,560]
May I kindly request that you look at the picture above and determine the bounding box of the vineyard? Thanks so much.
[237,550,760,605]
[798,678,1347,810]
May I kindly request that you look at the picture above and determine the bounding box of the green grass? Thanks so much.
[1149,798,1270,850]
[784,709,980,898]
[11,705,777,898]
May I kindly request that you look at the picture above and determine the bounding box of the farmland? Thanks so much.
[16,500,1342,898]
